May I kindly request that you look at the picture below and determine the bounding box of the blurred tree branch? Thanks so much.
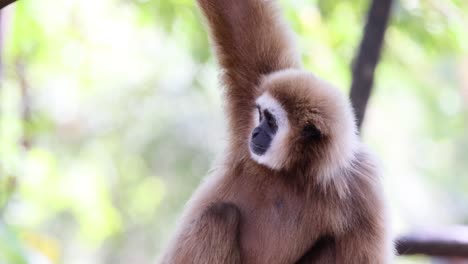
[349,0,393,129]
[396,227,468,258]
[351,0,468,260]
[0,0,16,9]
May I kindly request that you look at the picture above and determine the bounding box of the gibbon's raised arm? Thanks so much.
[197,0,301,139]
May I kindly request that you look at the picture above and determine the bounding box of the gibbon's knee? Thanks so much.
[201,202,241,232]
[161,203,242,264]
[194,203,242,264]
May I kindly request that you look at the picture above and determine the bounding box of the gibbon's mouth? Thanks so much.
[250,141,268,155]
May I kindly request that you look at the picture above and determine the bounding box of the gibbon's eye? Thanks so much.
[256,105,262,122]
[263,109,277,131]
[250,108,278,156]
[303,124,322,139]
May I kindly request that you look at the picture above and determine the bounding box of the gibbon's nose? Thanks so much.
[252,127,261,138]
[250,127,271,155]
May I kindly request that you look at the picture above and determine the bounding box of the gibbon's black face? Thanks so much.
[250,105,278,155]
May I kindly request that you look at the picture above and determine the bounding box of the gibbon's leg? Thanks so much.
[197,0,301,140]
[166,203,242,264]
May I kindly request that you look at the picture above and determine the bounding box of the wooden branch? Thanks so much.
[0,0,16,9]
[396,226,468,258]
[349,0,468,259]
[349,0,393,130]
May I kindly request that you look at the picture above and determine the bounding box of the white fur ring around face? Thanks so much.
[249,92,290,170]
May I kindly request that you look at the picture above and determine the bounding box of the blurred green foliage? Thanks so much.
[0,0,467,263]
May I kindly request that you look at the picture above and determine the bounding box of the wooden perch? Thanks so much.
[349,0,393,130]
[396,226,468,257]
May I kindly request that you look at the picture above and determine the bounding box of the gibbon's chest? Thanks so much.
[223,173,320,264]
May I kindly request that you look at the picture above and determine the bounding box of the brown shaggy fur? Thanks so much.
[159,0,392,263]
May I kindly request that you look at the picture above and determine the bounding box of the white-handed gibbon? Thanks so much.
[159,0,393,263]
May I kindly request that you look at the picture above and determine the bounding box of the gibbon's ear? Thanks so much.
[197,0,301,141]
[302,124,322,140]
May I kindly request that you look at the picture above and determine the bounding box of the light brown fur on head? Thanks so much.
[254,69,359,191]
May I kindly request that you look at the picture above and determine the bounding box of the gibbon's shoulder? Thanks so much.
[350,144,382,184]
[342,143,385,214]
